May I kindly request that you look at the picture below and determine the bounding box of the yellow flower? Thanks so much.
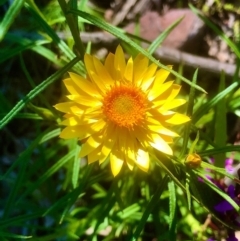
[54,46,190,176]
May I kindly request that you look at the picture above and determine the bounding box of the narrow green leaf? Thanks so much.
[0,211,44,228]
[0,113,42,120]
[192,82,238,124]
[57,165,93,223]
[24,1,84,73]
[3,152,29,218]
[0,43,34,64]
[0,231,32,239]
[180,69,198,158]
[91,176,121,236]
[18,149,75,203]
[0,127,58,181]
[58,0,85,57]
[148,16,183,55]
[68,9,206,93]
[72,145,81,188]
[185,173,191,210]
[0,57,80,129]
[117,203,140,220]
[132,175,168,241]
[189,4,240,59]
[200,162,237,180]
[168,180,176,229]
[214,71,227,167]
[1,34,61,65]
[44,186,90,223]
[199,145,240,156]
[156,155,239,230]
[189,131,200,154]
[39,128,61,144]
[196,170,239,212]
[0,0,25,41]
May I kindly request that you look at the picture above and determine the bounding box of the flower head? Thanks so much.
[54,46,190,176]
[185,153,202,168]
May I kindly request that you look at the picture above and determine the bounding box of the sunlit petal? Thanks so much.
[104,52,117,79]
[110,151,124,176]
[160,99,187,111]
[60,126,91,140]
[124,57,133,82]
[133,53,148,83]
[114,45,126,77]
[139,63,157,89]
[149,133,173,155]
[135,147,150,172]
[68,72,100,96]
[166,113,190,125]
[79,134,103,157]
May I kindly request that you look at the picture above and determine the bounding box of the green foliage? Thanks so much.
[1,0,240,240]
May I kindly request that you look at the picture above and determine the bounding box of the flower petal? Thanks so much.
[148,125,179,137]
[84,55,108,92]
[124,57,133,82]
[60,126,90,139]
[79,134,103,157]
[154,67,172,86]
[114,45,126,77]
[165,113,190,125]
[88,146,101,164]
[67,95,102,106]
[150,133,173,155]
[132,127,150,147]
[63,78,82,95]
[99,124,117,163]
[92,56,113,86]
[133,53,149,83]
[160,99,187,111]
[104,52,117,79]
[68,72,100,96]
[61,116,97,126]
[149,81,174,101]
[139,63,158,89]
[135,147,149,172]
[84,54,95,74]
[54,102,80,114]
[167,84,181,101]
[110,151,124,176]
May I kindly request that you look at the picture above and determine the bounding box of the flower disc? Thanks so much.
[102,85,148,128]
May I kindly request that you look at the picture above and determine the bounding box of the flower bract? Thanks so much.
[54,46,190,176]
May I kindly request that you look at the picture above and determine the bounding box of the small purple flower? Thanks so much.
[214,185,236,212]
[225,158,234,174]
[227,232,238,241]
[206,158,240,241]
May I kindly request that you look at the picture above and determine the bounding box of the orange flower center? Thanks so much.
[102,85,148,128]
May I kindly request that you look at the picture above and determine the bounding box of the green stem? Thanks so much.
[57,0,85,59]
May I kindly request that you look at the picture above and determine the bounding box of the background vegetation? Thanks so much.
[1,0,240,240]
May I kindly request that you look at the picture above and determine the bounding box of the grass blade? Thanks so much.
[132,175,168,241]
[0,0,25,41]
[69,9,206,93]
[18,149,75,203]
[214,71,227,167]
[0,57,80,129]
[168,180,176,229]
[189,4,240,59]
[192,82,238,124]
[148,16,183,55]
